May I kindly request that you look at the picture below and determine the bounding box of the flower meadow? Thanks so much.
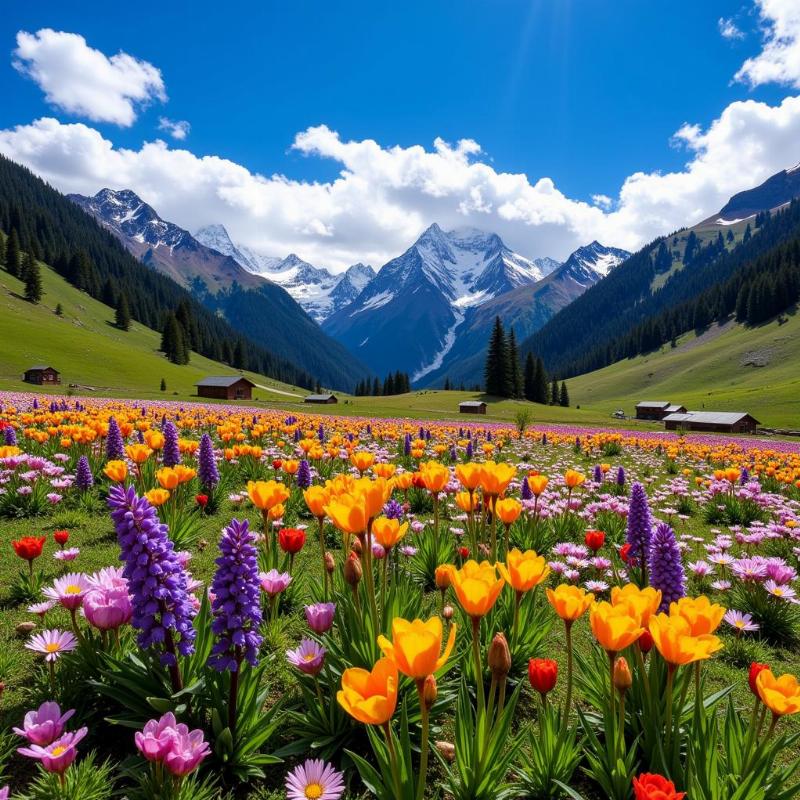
[1,393,800,799]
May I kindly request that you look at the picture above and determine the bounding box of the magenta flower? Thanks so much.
[18,727,87,775]
[163,728,211,777]
[305,602,336,634]
[259,569,292,597]
[43,573,90,610]
[286,638,326,676]
[765,581,798,602]
[13,702,75,746]
[25,629,77,662]
[54,548,80,562]
[27,601,55,618]
[135,712,181,763]
[83,587,133,631]
[286,758,345,800]
[0,786,8,800]
[86,566,127,591]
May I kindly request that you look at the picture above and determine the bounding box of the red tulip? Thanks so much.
[620,543,632,563]
[412,473,426,489]
[749,662,770,697]
[279,527,306,554]
[53,529,70,547]
[458,546,470,559]
[638,630,654,654]
[528,658,558,696]
[632,773,685,800]
[195,494,209,508]
[272,459,283,470]
[13,536,46,575]
[584,529,605,551]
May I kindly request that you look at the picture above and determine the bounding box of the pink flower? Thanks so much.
[13,702,75,746]
[86,566,127,591]
[135,712,182,763]
[18,727,87,774]
[54,548,80,562]
[286,639,326,676]
[43,573,90,610]
[25,629,77,662]
[83,587,133,631]
[0,786,8,800]
[163,728,211,777]
[259,569,292,597]
[27,601,55,618]
[286,758,345,800]
[304,602,335,634]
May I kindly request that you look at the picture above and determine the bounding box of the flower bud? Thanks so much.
[613,657,632,695]
[749,662,769,697]
[488,632,511,679]
[529,658,558,697]
[344,553,362,587]
[351,537,363,555]
[638,630,653,655]
[435,565,452,591]
[435,741,455,762]
[442,604,454,621]
[422,674,437,709]
[324,552,335,574]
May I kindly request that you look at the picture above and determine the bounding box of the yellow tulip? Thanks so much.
[454,491,478,513]
[145,488,171,506]
[447,560,505,618]
[283,459,299,475]
[337,657,398,726]
[125,444,152,464]
[394,472,414,491]
[546,584,594,622]
[564,469,586,489]
[325,494,368,535]
[103,460,128,483]
[610,584,662,627]
[143,430,164,450]
[373,462,396,479]
[494,497,522,525]
[648,613,723,666]
[590,601,644,653]
[351,451,375,472]
[377,616,456,679]
[455,463,482,491]
[527,474,549,496]
[669,596,726,635]
[756,669,800,717]
[247,480,290,510]
[353,477,391,519]
[156,467,180,490]
[497,548,550,593]
[372,517,408,549]
[419,461,450,493]
[268,503,285,521]
[479,461,517,496]
[304,485,330,518]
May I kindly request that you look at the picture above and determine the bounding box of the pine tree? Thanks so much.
[550,377,559,405]
[23,254,42,303]
[115,292,131,331]
[161,314,188,365]
[5,228,20,278]
[160,378,167,392]
[743,223,752,243]
[372,377,381,396]
[507,327,523,398]
[559,381,569,407]
[534,357,549,404]
[523,352,535,401]
[55,303,63,316]
[444,377,451,391]
[484,316,511,397]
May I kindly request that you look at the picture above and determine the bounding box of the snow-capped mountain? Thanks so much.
[557,241,630,285]
[322,223,561,380]
[194,224,376,322]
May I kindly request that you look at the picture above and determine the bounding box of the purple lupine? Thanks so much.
[593,464,603,483]
[648,521,686,611]
[4,425,17,446]
[404,434,411,457]
[616,466,626,487]
[161,420,181,467]
[541,433,547,446]
[137,429,145,444]
[740,467,750,485]
[625,482,653,562]
[106,417,125,461]
[197,433,220,489]
[449,445,457,461]
[296,460,312,490]
[383,498,404,520]
[293,427,301,443]
[521,476,532,501]
[318,423,325,443]
[466,440,473,459]
[107,485,196,665]
[75,456,94,491]
[208,519,263,671]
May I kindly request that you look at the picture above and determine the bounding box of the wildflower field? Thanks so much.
[1,391,800,800]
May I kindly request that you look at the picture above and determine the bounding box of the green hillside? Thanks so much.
[568,312,800,428]
[0,259,306,402]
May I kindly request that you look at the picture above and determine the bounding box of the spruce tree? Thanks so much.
[115,292,131,331]
[523,352,535,401]
[484,316,510,397]
[550,377,559,405]
[372,377,381,396]
[559,381,569,407]
[160,378,167,392]
[507,327,523,398]
[534,357,549,404]
[23,254,42,303]
[55,303,63,316]
[5,228,20,278]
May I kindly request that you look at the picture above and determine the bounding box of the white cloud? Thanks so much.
[719,17,745,41]
[13,29,166,126]
[158,117,190,140]
[735,0,800,87]
[2,100,799,273]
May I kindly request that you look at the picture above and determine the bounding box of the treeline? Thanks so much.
[0,155,316,389]
[523,198,800,378]
[484,317,568,405]
[354,371,412,396]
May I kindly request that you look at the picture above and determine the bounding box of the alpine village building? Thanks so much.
[195,376,255,401]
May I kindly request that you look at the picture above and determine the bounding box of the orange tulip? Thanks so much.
[447,560,505,618]
[479,461,517,496]
[145,488,171,506]
[103,460,128,483]
[143,430,164,450]
[497,548,550,593]
[156,467,180,490]
[325,494,368,535]
[455,463,482,491]
[527,475,549,496]
[353,477,391,519]
[351,451,375,472]
[125,444,152,464]
[372,517,408,549]
[648,613,723,666]
[494,497,522,525]
[756,669,800,717]
[564,469,586,490]
[611,584,662,628]
[454,491,479,513]
[546,584,594,622]
[337,657,398,726]
[419,461,450,493]
[247,479,290,510]
[304,485,330,518]
[669,596,725,636]
[590,601,644,654]
[377,616,456,679]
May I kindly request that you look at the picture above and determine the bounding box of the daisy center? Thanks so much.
[45,643,61,653]
[304,783,323,799]
[302,653,317,662]
[50,745,67,756]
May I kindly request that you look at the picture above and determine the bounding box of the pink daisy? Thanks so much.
[285,758,345,800]
[25,629,77,662]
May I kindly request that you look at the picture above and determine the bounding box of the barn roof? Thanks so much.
[665,404,686,413]
[663,411,760,425]
[459,400,487,407]
[305,393,337,401]
[27,365,57,372]
[636,401,670,409]
[195,375,255,388]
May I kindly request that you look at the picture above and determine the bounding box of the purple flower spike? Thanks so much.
[106,416,125,461]
[648,521,686,611]
[162,419,181,467]
[75,455,94,491]
[197,433,220,489]
[626,482,653,561]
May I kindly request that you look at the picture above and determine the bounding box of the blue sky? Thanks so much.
[1,1,799,268]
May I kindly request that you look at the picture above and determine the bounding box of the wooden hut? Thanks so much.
[663,411,760,434]
[304,393,338,404]
[23,366,61,385]
[459,401,487,415]
[195,376,255,401]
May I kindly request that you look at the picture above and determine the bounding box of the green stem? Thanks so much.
[471,617,485,719]
[416,681,430,800]
[664,665,676,753]
[383,722,403,800]
[563,622,574,725]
